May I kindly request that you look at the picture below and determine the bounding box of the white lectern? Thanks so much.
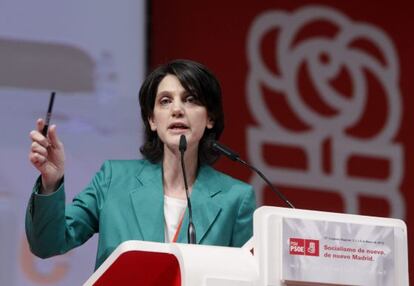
[84,206,409,286]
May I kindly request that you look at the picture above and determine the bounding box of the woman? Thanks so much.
[26,59,256,269]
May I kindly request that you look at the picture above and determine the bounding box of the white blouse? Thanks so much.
[164,195,187,242]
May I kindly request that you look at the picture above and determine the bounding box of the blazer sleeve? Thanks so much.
[231,185,256,247]
[25,161,112,258]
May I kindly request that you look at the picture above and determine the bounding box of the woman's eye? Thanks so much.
[185,95,197,104]
[159,97,171,105]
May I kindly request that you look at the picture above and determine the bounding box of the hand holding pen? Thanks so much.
[28,92,65,194]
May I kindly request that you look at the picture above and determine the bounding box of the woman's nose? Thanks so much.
[171,100,184,117]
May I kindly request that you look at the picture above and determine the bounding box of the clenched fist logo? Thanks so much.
[247,6,404,218]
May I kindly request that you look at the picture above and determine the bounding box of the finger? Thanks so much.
[48,125,62,149]
[36,118,45,133]
[31,141,48,157]
[29,130,49,149]
[29,152,47,168]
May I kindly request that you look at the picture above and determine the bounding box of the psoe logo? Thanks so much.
[289,238,319,256]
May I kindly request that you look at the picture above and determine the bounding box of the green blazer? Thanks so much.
[25,159,256,269]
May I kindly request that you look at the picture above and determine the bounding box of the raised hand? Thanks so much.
[29,118,65,194]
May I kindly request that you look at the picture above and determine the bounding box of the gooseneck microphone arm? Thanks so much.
[211,141,295,209]
[179,135,197,244]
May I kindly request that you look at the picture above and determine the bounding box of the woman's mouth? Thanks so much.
[168,123,188,130]
[168,123,189,131]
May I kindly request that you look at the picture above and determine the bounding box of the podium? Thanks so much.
[84,207,409,286]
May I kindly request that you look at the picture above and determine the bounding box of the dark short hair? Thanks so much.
[139,59,224,165]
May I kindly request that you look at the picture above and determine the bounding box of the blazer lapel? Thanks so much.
[129,161,165,242]
[177,165,222,244]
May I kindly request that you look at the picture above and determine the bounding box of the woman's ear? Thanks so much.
[207,117,214,129]
[148,116,157,131]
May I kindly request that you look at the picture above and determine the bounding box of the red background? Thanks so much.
[150,0,413,282]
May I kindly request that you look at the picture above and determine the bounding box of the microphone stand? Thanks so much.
[179,135,197,244]
[212,140,295,209]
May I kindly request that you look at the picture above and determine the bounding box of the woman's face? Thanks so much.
[149,74,214,152]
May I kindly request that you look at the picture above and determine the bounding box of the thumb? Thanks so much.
[48,125,62,149]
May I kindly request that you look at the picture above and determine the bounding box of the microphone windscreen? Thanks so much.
[179,135,187,152]
[211,140,240,161]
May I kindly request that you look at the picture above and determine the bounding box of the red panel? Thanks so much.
[263,185,344,212]
[94,251,180,286]
[150,1,414,283]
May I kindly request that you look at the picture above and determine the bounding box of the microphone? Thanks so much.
[211,140,295,209]
[179,135,197,244]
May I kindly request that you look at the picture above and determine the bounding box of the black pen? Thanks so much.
[42,92,56,136]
